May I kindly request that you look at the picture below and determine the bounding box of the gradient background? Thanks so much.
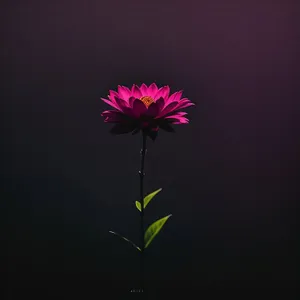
[1,0,299,298]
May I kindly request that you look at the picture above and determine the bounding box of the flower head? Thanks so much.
[101,83,195,140]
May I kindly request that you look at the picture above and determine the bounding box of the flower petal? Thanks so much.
[101,110,118,116]
[118,85,131,101]
[173,121,188,124]
[114,97,130,110]
[162,86,170,99]
[174,101,195,111]
[144,102,159,117]
[114,97,137,117]
[166,92,177,103]
[131,84,142,98]
[166,91,183,104]
[140,83,148,95]
[178,97,189,102]
[158,101,179,117]
[174,111,188,116]
[154,86,170,100]
[148,83,158,97]
[165,115,189,124]
[173,90,183,101]
[101,98,121,110]
[163,112,187,118]
[129,96,136,107]
[121,107,136,118]
[132,98,147,117]
[162,111,188,118]
[109,90,120,102]
[101,110,127,123]
[155,97,165,113]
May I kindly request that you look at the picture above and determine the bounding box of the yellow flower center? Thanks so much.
[139,96,154,108]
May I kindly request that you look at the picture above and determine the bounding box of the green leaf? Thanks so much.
[135,188,163,212]
[109,231,141,251]
[144,214,172,249]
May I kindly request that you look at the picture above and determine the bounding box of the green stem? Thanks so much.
[139,132,147,294]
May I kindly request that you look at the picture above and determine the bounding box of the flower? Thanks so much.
[101,83,195,141]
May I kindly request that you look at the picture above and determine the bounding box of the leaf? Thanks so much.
[144,214,172,249]
[135,188,163,212]
[109,231,141,251]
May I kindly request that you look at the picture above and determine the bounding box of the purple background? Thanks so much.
[2,0,299,298]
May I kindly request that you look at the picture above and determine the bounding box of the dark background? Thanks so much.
[1,0,299,298]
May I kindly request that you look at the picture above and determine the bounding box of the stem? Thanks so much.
[139,132,147,294]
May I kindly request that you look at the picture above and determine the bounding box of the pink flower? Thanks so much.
[101,83,195,140]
